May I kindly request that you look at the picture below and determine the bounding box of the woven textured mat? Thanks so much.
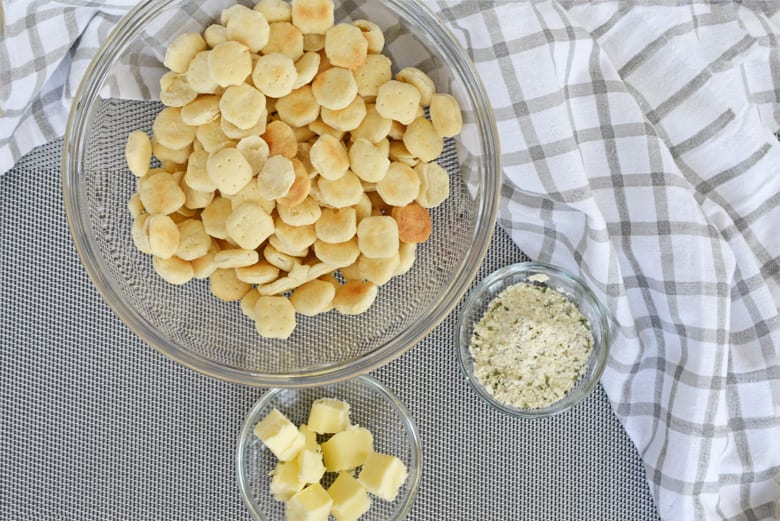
[1,139,659,520]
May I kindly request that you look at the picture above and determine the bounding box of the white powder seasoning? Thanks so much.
[469,282,593,409]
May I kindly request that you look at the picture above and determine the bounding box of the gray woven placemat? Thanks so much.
[1,139,660,520]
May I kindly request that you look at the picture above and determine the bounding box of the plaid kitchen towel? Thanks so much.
[2,1,779,520]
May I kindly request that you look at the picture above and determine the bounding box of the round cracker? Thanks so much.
[320,95,366,132]
[254,296,296,339]
[236,261,280,284]
[414,161,450,208]
[153,256,194,285]
[348,138,389,183]
[333,280,377,314]
[181,95,221,126]
[262,21,304,61]
[214,248,260,269]
[220,84,266,130]
[152,107,196,150]
[252,52,297,98]
[403,116,443,163]
[316,170,363,208]
[276,85,320,128]
[291,0,334,35]
[257,155,296,200]
[160,71,197,107]
[185,149,218,192]
[351,19,384,54]
[356,215,399,258]
[208,41,252,87]
[277,196,321,226]
[225,8,270,53]
[311,67,357,110]
[391,203,432,244]
[139,172,185,215]
[210,268,252,301]
[313,238,359,267]
[309,133,348,180]
[376,161,420,206]
[226,203,275,250]
[164,32,206,73]
[186,51,219,94]
[125,130,152,178]
[200,196,233,239]
[396,67,436,106]
[315,207,356,243]
[429,93,463,137]
[292,52,321,89]
[207,147,254,195]
[255,0,292,23]
[324,23,367,70]
[354,54,391,99]
[375,80,420,125]
[262,120,298,158]
[145,214,181,260]
[290,279,335,316]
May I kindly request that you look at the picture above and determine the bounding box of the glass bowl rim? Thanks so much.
[61,0,502,387]
[235,374,423,520]
[455,261,611,418]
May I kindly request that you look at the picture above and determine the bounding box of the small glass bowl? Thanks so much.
[236,375,422,520]
[456,262,610,418]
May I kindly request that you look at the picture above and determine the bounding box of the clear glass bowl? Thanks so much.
[236,375,421,520]
[62,0,500,386]
[456,262,611,418]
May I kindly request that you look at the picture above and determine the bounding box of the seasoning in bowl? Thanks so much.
[469,280,593,410]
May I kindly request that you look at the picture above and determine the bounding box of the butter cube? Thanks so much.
[321,427,373,472]
[296,448,326,484]
[357,452,408,501]
[299,423,319,452]
[270,460,305,502]
[254,408,306,461]
[286,483,333,521]
[327,472,371,521]
[307,398,351,433]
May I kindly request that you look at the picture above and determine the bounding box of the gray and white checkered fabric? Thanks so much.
[2,1,779,520]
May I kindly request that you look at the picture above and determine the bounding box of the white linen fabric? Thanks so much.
[2,1,779,520]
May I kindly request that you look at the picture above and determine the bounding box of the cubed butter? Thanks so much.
[270,460,305,502]
[327,472,371,521]
[254,408,306,461]
[296,448,326,484]
[357,452,408,501]
[307,398,351,433]
[286,483,333,521]
[321,426,373,472]
[299,423,319,452]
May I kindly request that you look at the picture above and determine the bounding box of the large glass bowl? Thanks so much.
[236,375,421,520]
[62,0,500,386]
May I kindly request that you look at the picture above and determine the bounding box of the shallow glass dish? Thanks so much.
[236,375,421,520]
[62,0,500,386]
[456,262,610,418]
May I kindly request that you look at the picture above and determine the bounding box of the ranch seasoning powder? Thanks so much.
[469,283,593,409]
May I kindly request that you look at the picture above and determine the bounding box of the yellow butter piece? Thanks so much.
[327,472,371,521]
[307,398,350,434]
[296,448,326,484]
[357,452,408,501]
[299,424,319,452]
[270,460,305,502]
[286,483,333,521]
[321,427,373,472]
[254,408,305,461]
